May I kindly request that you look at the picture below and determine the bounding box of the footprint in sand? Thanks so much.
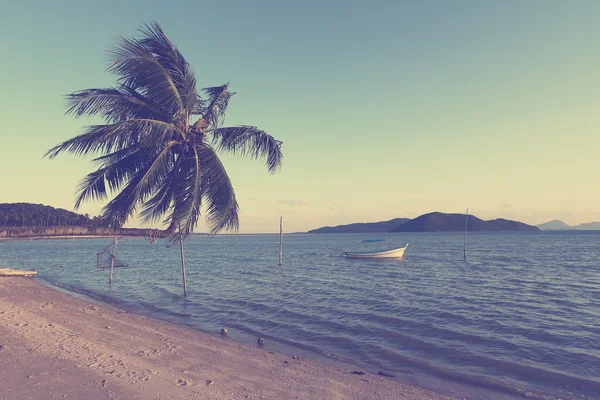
[176,379,187,387]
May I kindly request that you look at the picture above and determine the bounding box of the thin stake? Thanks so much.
[180,235,187,297]
[279,216,283,266]
[464,209,468,261]
[110,237,118,283]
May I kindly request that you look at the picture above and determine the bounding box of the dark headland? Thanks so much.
[0,203,152,239]
[308,212,539,233]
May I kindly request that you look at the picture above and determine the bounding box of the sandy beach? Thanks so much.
[0,277,454,400]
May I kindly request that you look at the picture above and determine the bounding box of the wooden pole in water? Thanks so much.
[464,209,468,261]
[110,237,118,283]
[279,216,283,266]
[180,236,187,297]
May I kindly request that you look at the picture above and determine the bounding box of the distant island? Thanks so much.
[307,212,540,233]
[307,218,410,234]
[0,203,154,239]
[537,220,600,231]
[391,212,538,232]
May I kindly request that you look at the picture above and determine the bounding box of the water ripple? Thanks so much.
[1,231,599,400]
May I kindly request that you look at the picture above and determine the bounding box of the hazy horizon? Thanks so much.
[2,1,599,233]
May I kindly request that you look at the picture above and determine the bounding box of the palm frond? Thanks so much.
[212,126,283,173]
[99,142,177,227]
[200,84,235,130]
[138,169,176,224]
[75,146,161,209]
[108,36,185,120]
[99,176,142,228]
[197,144,239,234]
[91,145,140,166]
[65,86,170,123]
[138,21,199,112]
[166,151,203,241]
[74,168,108,210]
[132,140,178,201]
[45,119,176,159]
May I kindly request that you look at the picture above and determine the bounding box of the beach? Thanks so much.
[0,277,453,400]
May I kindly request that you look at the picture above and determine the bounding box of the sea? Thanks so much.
[0,232,598,400]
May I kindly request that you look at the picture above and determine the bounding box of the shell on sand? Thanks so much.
[0,268,37,277]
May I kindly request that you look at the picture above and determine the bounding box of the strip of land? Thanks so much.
[0,235,138,242]
[0,277,454,400]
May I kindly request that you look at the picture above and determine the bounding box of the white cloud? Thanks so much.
[278,199,310,206]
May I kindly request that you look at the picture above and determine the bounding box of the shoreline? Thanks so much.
[0,277,454,400]
[0,235,146,242]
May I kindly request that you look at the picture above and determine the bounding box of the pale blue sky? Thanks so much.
[1,1,599,232]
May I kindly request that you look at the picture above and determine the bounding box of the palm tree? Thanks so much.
[46,22,283,295]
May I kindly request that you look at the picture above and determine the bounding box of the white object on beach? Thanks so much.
[344,240,408,259]
[0,268,37,277]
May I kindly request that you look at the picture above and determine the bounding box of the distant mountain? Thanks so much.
[573,222,600,230]
[536,220,600,231]
[486,218,540,231]
[390,212,539,232]
[307,218,410,234]
[307,212,539,233]
[537,220,573,230]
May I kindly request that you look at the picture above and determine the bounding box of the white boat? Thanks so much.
[345,240,408,259]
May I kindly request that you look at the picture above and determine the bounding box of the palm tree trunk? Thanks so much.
[180,236,187,297]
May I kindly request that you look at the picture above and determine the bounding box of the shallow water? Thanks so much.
[1,232,599,399]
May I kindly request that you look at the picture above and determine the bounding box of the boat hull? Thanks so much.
[345,244,408,259]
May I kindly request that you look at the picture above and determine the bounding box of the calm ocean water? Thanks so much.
[1,232,599,399]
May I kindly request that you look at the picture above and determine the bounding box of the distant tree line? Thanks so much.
[0,203,108,227]
[0,225,154,238]
[0,203,158,238]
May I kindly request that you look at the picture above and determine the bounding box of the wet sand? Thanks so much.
[0,277,454,399]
